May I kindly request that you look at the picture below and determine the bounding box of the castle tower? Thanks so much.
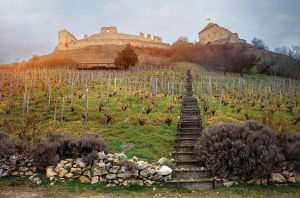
[57,29,77,50]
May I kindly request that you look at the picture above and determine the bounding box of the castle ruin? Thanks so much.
[55,26,170,51]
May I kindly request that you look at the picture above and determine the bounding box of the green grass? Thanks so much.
[1,176,299,197]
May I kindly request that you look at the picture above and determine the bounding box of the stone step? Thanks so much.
[174,145,195,152]
[173,168,211,179]
[178,133,201,139]
[173,152,195,161]
[180,122,201,128]
[177,138,197,145]
[167,178,222,190]
[175,160,203,168]
[178,128,201,133]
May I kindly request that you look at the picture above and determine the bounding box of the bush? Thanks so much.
[30,133,107,169]
[195,121,284,180]
[277,133,300,163]
[0,132,16,157]
[114,44,138,69]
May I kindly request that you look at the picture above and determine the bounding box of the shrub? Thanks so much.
[114,44,138,69]
[195,121,284,180]
[30,133,107,170]
[0,132,16,157]
[277,133,300,162]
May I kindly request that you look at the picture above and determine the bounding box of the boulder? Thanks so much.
[287,176,296,183]
[117,172,132,179]
[157,166,172,176]
[281,170,290,178]
[70,168,82,175]
[58,168,68,178]
[157,158,167,165]
[91,176,99,184]
[140,169,151,178]
[270,173,286,183]
[46,166,58,178]
[144,180,154,186]
[223,181,234,187]
[97,152,107,160]
[109,166,120,174]
[137,161,147,170]
[83,170,92,178]
[106,174,117,180]
[19,167,29,172]
[92,166,108,176]
[79,176,90,183]
[65,172,74,179]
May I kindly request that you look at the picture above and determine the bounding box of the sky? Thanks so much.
[0,0,299,64]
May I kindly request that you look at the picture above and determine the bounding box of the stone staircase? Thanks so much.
[168,69,222,190]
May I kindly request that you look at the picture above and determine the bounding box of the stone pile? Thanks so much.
[0,154,37,178]
[46,152,173,187]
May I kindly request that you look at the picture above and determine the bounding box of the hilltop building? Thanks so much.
[198,23,246,45]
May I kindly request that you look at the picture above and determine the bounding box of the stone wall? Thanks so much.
[56,26,170,51]
[45,152,173,186]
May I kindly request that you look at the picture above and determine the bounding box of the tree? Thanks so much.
[114,44,138,69]
[251,37,268,50]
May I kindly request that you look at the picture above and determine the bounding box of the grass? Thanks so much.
[1,176,299,197]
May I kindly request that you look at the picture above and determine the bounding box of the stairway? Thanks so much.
[168,69,222,190]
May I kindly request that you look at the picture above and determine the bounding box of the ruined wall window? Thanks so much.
[106,29,110,33]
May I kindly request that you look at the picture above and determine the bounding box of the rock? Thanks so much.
[25,171,33,176]
[19,167,29,172]
[36,180,42,185]
[144,180,154,186]
[270,173,286,183]
[79,176,90,183]
[46,166,58,178]
[78,162,86,168]
[2,170,9,177]
[122,180,128,186]
[91,176,99,184]
[109,166,120,174]
[157,166,172,176]
[65,172,74,179]
[117,172,132,179]
[137,161,148,170]
[132,156,139,162]
[157,158,167,165]
[261,178,268,185]
[152,174,162,181]
[106,174,117,180]
[254,178,261,185]
[295,171,300,183]
[0,169,3,177]
[246,179,254,184]
[281,170,290,178]
[98,162,106,168]
[92,166,108,176]
[97,152,107,160]
[114,153,128,163]
[58,168,68,178]
[287,176,296,183]
[70,168,82,175]
[140,169,151,178]
[30,167,37,172]
[83,170,92,178]
[99,177,107,183]
[162,174,172,181]
[223,181,234,187]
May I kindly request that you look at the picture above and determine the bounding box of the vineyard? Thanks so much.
[0,63,299,161]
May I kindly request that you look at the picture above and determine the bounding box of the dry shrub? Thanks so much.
[195,121,284,180]
[277,133,300,163]
[30,133,107,170]
[0,132,16,157]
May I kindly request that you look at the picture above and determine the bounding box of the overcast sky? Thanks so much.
[0,0,299,63]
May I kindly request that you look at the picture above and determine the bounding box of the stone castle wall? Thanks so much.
[198,23,245,45]
[56,26,170,51]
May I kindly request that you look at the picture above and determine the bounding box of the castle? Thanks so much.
[55,26,170,51]
[198,23,246,45]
